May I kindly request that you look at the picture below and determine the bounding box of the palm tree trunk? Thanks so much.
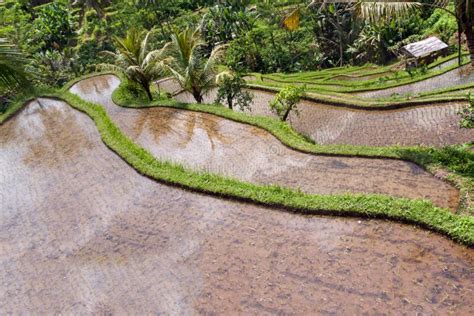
[192,89,203,103]
[227,95,233,110]
[464,24,474,65]
[458,20,463,66]
[142,82,153,101]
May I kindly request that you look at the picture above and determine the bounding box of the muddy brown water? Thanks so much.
[70,75,459,210]
[160,78,474,147]
[1,97,473,314]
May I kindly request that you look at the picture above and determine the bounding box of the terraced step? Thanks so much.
[356,64,474,98]
[71,75,460,210]
[0,96,472,314]
[159,78,474,147]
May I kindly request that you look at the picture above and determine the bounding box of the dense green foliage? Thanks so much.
[0,0,463,94]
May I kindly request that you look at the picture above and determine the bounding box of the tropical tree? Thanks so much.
[351,0,474,65]
[270,85,305,122]
[163,27,225,103]
[101,28,165,100]
[309,2,359,67]
[200,0,256,50]
[28,1,76,52]
[215,71,253,110]
[0,38,29,90]
[456,0,474,64]
[71,0,111,19]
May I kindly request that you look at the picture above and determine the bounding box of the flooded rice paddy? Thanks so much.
[160,78,474,147]
[0,96,473,314]
[356,64,474,99]
[71,75,459,210]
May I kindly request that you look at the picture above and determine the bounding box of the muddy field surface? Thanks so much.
[159,78,474,147]
[71,75,459,210]
[1,98,473,314]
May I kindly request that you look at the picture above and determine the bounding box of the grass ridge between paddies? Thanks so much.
[107,73,474,216]
[63,90,474,246]
[2,74,473,245]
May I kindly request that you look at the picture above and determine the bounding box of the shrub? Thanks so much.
[270,85,305,121]
[459,93,474,129]
[215,72,253,110]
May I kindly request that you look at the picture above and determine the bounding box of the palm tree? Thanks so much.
[353,1,421,23]
[456,0,474,64]
[310,1,474,65]
[71,0,111,20]
[356,1,473,65]
[101,28,165,101]
[162,27,226,103]
[0,38,29,90]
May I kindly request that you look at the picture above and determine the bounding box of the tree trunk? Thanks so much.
[227,95,233,110]
[459,20,463,66]
[464,24,474,65]
[282,106,292,122]
[142,82,153,101]
[192,89,203,103]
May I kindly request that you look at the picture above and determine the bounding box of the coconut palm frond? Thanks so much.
[140,31,153,63]
[101,28,167,100]
[166,65,187,88]
[203,44,227,75]
[356,1,422,24]
[0,39,29,90]
[97,63,126,75]
[143,48,166,66]
[164,27,220,102]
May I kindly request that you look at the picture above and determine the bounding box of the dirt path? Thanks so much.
[70,75,459,210]
[1,98,473,314]
[159,78,474,147]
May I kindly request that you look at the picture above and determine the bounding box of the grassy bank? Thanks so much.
[1,74,473,245]
[246,83,468,109]
[109,74,474,216]
[63,89,474,245]
[250,53,470,94]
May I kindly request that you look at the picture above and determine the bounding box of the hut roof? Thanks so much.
[401,37,448,59]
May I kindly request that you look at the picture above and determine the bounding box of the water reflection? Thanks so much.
[71,75,461,210]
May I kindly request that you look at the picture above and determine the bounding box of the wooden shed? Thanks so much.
[401,36,449,69]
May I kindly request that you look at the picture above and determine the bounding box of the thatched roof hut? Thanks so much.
[401,37,449,68]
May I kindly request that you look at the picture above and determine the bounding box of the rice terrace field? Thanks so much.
[1,0,474,315]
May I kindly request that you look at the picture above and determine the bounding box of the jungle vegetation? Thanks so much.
[0,0,470,109]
